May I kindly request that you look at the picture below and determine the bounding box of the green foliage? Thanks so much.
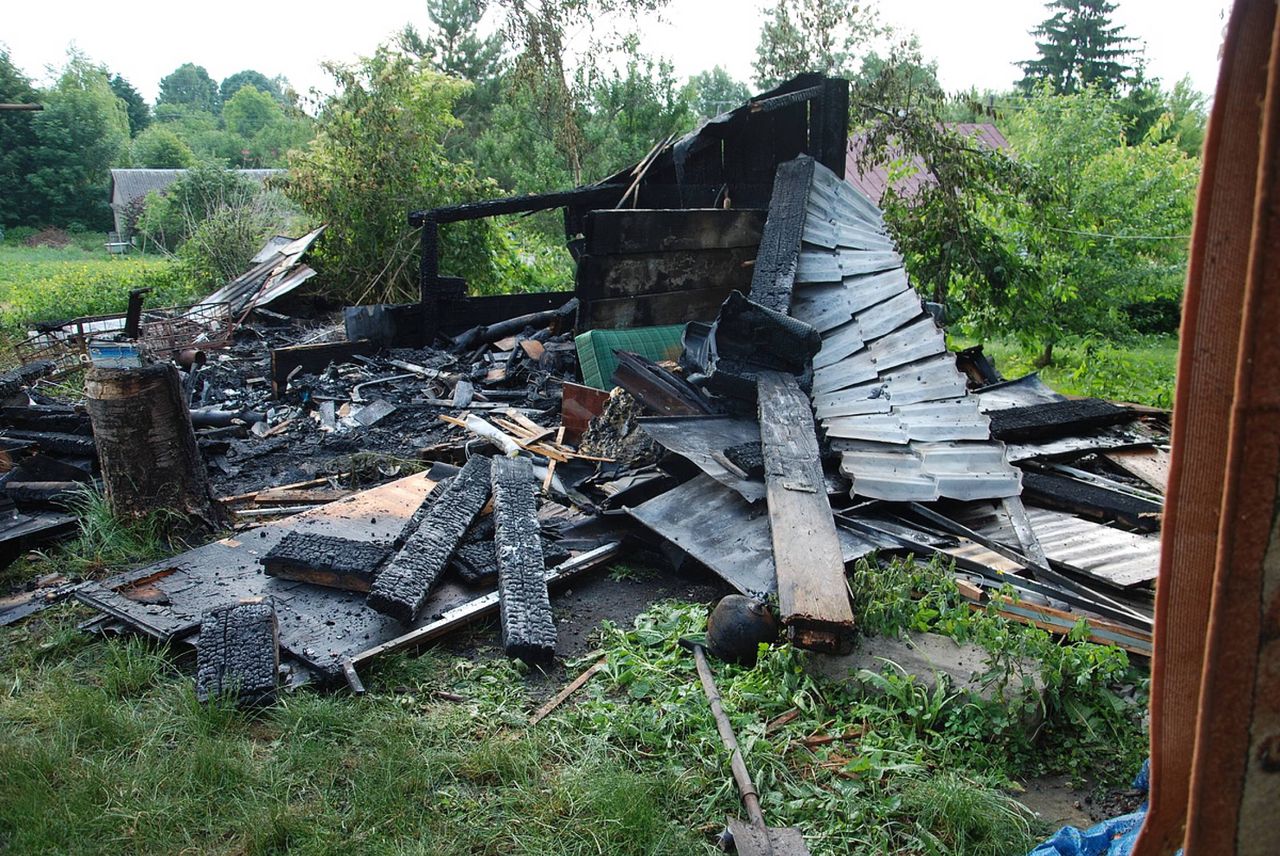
[135,164,260,251]
[0,50,41,228]
[1017,0,1137,94]
[218,69,280,104]
[222,84,283,139]
[176,190,298,292]
[108,73,150,136]
[985,85,1198,356]
[966,335,1179,408]
[284,48,518,303]
[685,65,751,119]
[0,244,196,332]
[50,487,189,575]
[26,53,131,231]
[150,104,240,163]
[157,62,220,113]
[130,126,196,168]
[752,0,883,88]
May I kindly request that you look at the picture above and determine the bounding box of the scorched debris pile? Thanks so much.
[0,74,1158,712]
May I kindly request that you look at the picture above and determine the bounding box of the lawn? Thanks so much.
[0,556,1148,856]
[0,242,198,338]
[959,336,1179,409]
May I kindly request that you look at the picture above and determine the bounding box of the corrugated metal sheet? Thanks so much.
[954,503,1159,587]
[790,160,1022,502]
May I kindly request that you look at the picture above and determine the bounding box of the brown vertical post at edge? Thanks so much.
[1133,1,1277,853]
[757,370,854,653]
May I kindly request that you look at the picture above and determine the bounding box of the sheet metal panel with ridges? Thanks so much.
[785,159,1022,501]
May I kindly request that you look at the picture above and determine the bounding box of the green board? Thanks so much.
[574,324,686,390]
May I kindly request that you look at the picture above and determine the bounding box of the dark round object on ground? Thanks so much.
[706,595,778,666]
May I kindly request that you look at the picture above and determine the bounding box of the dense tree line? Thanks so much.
[1,0,1207,355]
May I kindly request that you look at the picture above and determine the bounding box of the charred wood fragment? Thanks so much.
[262,532,390,592]
[492,456,556,665]
[367,455,492,623]
[195,601,279,706]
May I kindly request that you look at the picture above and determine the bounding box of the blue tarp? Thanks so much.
[1027,763,1171,856]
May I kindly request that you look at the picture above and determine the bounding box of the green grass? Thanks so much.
[0,242,199,337]
[958,335,1179,408]
[0,556,1147,855]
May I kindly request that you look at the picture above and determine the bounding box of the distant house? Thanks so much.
[108,168,284,236]
[844,123,1009,204]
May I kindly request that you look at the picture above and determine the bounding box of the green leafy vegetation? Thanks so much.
[0,242,196,335]
[0,554,1145,855]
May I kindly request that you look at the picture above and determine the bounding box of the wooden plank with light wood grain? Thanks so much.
[757,370,854,653]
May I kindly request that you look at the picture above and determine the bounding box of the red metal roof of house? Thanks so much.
[844,123,1010,204]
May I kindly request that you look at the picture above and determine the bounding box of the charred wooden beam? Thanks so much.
[408,185,623,227]
[0,430,94,456]
[492,456,556,665]
[270,340,378,398]
[195,601,279,705]
[262,532,390,592]
[451,539,498,585]
[0,361,55,400]
[988,398,1132,443]
[748,156,815,315]
[1021,471,1161,532]
[758,371,854,653]
[3,480,81,506]
[367,455,492,623]
[449,298,579,353]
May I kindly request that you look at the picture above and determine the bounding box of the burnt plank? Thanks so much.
[270,340,378,397]
[575,247,757,302]
[757,370,854,653]
[1021,471,1162,532]
[261,532,390,592]
[195,601,279,705]
[988,398,1132,443]
[0,429,95,457]
[579,287,740,331]
[451,539,498,585]
[584,209,765,255]
[749,156,816,315]
[367,455,492,623]
[492,456,555,665]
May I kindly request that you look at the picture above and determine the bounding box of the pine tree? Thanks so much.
[1017,0,1136,94]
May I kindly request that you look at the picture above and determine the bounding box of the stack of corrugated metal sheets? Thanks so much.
[790,163,1022,502]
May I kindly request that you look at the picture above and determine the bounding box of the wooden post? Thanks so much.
[84,364,226,531]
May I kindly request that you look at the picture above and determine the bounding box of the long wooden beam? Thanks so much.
[757,370,854,652]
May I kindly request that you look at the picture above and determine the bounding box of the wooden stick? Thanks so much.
[529,659,606,725]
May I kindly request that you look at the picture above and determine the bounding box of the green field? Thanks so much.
[0,243,198,337]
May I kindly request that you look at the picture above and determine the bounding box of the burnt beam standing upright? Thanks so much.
[367,455,493,623]
[492,456,556,664]
[757,370,855,652]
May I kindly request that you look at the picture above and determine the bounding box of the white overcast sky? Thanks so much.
[2,0,1231,104]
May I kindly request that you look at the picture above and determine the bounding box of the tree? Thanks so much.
[990,85,1198,361]
[130,126,196,168]
[135,164,260,251]
[109,74,150,136]
[400,0,507,161]
[1017,0,1136,94]
[27,53,131,229]
[219,69,280,104]
[685,66,751,119]
[752,0,883,89]
[157,63,220,113]
[0,49,40,227]
[852,34,942,113]
[152,103,240,163]
[223,84,282,139]
[282,48,502,303]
